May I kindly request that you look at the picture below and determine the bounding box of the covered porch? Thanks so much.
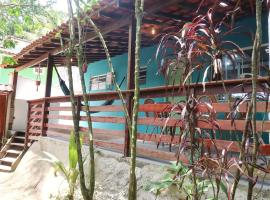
[1,0,270,163]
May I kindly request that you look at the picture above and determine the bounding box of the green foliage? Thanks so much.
[145,162,212,199]
[0,0,65,51]
[41,131,83,200]
[0,55,17,65]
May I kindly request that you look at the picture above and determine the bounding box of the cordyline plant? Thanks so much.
[148,0,270,200]
[156,3,245,92]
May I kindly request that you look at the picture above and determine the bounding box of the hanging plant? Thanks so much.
[35,64,41,91]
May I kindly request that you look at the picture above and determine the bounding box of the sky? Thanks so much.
[54,0,68,13]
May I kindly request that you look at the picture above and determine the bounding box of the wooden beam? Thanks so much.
[15,52,49,72]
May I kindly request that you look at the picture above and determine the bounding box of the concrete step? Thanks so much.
[0,165,11,172]
[10,143,24,147]
[14,136,25,140]
[0,157,17,164]
[6,149,21,155]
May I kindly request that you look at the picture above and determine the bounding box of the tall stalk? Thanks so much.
[247,0,262,199]
[66,0,90,199]
[74,1,95,199]
[128,1,144,199]
[84,15,132,131]
[230,105,252,199]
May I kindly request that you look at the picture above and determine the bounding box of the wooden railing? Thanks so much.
[25,77,270,162]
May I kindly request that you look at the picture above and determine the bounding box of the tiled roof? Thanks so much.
[1,0,259,70]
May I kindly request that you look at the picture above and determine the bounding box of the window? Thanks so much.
[222,43,269,80]
[90,72,113,90]
[139,66,147,84]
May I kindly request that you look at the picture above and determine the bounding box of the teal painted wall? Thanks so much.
[192,12,269,83]
[0,68,13,84]
[83,45,165,133]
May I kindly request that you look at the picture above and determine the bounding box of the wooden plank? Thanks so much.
[82,105,123,112]
[45,113,270,132]
[137,133,180,144]
[139,102,270,113]
[47,114,126,124]
[48,105,131,112]
[29,122,42,127]
[29,115,42,120]
[93,140,123,152]
[200,138,270,156]
[137,147,184,162]
[30,108,43,112]
[198,120,270,132]
[27,77,270,104]
[15,53,49,72]
[47,107,72,111]
[28,129,42,134]
[137,117,182,127]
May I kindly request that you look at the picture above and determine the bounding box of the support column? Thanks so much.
[42,54,54,136]
[124,12,136,157]
[44,54,54,97]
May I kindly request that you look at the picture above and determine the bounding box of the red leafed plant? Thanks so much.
[145,1,270,200]
[156,6,245,92]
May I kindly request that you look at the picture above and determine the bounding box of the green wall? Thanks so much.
[0,67,58,86]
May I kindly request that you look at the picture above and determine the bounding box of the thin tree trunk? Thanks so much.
[247,1,262,199]
[128,1,144,199]
[231,105,252,200]
[74,1,95,199]
[85,16,132,132]
[66,1,90,199]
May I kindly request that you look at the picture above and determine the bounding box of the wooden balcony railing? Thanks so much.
[25,77,270,162]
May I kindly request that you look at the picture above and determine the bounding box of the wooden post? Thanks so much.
[124,9,136,157]
[24,102,31,148]
[43,54,54,136]
[44,54,54,98]
[40,99,47,136]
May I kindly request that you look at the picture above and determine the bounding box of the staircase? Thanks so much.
[0,131,31,172]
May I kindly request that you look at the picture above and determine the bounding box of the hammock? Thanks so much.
[54,65,125,113]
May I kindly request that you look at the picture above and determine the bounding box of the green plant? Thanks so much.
[42,131,83,200]
[145,162,212,199]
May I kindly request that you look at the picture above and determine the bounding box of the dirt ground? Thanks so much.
[0,137,269,200]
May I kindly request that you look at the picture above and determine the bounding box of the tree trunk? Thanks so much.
[247,0,262,199]
[128,1,144,200]
[66,1,90,199]
[74,1,95,199]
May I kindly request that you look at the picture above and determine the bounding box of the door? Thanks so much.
[0,94,8,140]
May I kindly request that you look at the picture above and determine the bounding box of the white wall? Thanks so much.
[15,76,63,100]
[12,99,28,131]
[13,67,82,131]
